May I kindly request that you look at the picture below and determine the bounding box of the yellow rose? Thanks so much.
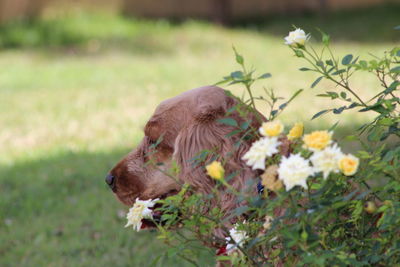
[364,201,377,214]
[338,154,359,176]
[205,161,225,180]
[303,130,332,151]
[287,122,304,140]
[259,120,284,137]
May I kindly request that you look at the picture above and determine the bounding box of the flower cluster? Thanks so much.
[241,121,284,170]
[125,198,159,231]
[242,121,359,191]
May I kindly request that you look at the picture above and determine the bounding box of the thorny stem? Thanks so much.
[376,69,400,105]
[301,47,368,107]
[245,81,257,112]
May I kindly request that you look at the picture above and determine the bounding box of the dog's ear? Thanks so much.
[193,88,232,122]
[173,89,250,195]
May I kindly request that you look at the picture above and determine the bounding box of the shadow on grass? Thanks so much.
[0,148,214,267]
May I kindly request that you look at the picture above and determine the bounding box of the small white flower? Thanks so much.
[125,198,159,231]
[310,144,343,179]
[278,154,314,191]
[284,28,309,47]
[225,224,248,254]
[242,137,281,170]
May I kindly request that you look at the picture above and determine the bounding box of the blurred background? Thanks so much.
[0,0,399,266]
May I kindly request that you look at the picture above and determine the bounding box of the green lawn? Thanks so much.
[0,5,399,266]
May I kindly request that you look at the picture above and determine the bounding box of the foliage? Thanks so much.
[148,30,400,266]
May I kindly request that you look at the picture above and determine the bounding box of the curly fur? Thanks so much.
[108,85,265,219]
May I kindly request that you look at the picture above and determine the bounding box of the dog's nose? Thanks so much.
[105,174,115,189]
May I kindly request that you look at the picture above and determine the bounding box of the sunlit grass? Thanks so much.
[0,25,395,163]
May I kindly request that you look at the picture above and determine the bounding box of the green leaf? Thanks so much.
[377,118,393,126]
[279,103,287,110]
[333,106,345,114]
[340,92,347,99]
[317,28,330,45]
[312,109,330,120]
[322,33,330,45]
[342,54,353,65]
[240,121,250,130]
[327,91,339,99]
[384,81,400,94]
[359,60,368,69]
[311,76,323,88]
[389,66,400,74]
[230,71,244,79]
[236,54,244,65]
[325,59,334,66]
[226,129,242,137]
[299,67,312,71]
[332,69,346,75]
[233,46,244,65]
[347,102,358,109]
[217,118,238,127]
[294,49,304,57]
[258,72,272,79]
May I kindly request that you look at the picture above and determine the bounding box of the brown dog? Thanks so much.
[106,85,268,227]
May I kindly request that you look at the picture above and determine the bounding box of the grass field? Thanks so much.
[0,4,399,266]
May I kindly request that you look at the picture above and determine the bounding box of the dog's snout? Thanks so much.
[105,174,115,189]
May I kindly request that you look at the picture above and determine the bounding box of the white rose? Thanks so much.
[310,144,343,179]
[225,224,248,254]
[284,28,309,47]
[242,137,281,170]
[125,198,159,231]
[278,154,314,191]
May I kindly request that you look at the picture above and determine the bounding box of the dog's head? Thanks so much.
[106,86,263,212]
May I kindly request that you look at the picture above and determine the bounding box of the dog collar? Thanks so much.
[216,245,227,256]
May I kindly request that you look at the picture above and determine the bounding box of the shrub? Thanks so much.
[126,28,400,266]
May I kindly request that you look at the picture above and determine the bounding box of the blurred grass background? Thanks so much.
[0,3,399,266]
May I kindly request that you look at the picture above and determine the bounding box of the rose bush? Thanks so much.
[126,28,399,266]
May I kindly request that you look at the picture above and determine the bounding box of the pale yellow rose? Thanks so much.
[261,165,283,192]
[303,130,332,151]
[206,161,225,180]
[259,120,284,137]
[284,28,309,47]
[338,154,359,176]
[287,122,304,140]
